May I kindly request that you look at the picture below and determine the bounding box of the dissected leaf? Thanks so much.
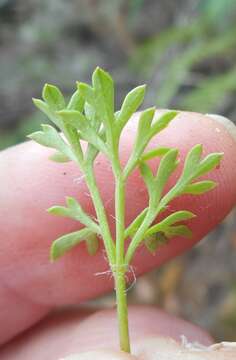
[61,122,84,163]
[29,124,60,147]
[153,148,179,204]
[146,210,195,236]
[140,147,171,162]
[165,224,193,238]
[49,151,71,163]
[84,102,101,131]
[159,146,222,209]
[181,144,203,179]
[48,196,100,234]
[195,152,223,178]
[92,67,114,114]
[116,85,146,134]
[42,84,65,111]
[124,111,177,179]
[57,110,87,130]
[184,180,217,194]
[28,124,76,161]
[50,227,93,260]
[123,108,155,177]
[149,111,178,138]
[124,208,148,239]
[158,210,196,226]
[66,196,100,233]
[67,89,85,112]
[32,98,61,127]
[86,233,100,255]
[139,162,154,195]
[77,82,95,106]
[57,110,107,154]
[145,232,168,253]
[135,107,155,147]
[31,68,223,278]
[92,67,115,133]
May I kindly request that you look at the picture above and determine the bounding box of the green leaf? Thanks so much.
[138,149,179,210]
[49,151,71,163]
[146,210,195,236]
[48,197,100,234]
[32,98,49,114]
[83,102,103,163]
[28,124,76,161]
[66,196,100,233]
[116,85,146,134]
[29,124,60,147]
[84,102,101,132]
[57,110,107,154]
[139,162,154,194]
[90,68,115,136]
[195,152,223,178]
[165,224,193,238]
[159,146,222,210]
[124,208,148,239]
[32,98,61,127]
[92,67,114,115]
[84,102,95,121]
[57,110,87,130]
[77,82,95,105]
[42,84,65,111]
[47,205,72,217]
[160,210,196,225]
[181,144,203,179]
[67,89,85,111]
[140,147,172,162]
[50,227,93,261]
[145,232,168,253]
[149,111,178,138]
[124,107,155,177]
[153,148,179,204]
[184,180,217,194]
[136,107,155,145]
[86,233,99,255]
[61,122,84,163]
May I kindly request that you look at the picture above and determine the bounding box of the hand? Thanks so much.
[0,112,235,359]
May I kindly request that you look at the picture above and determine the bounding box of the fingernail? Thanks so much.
[206,114,236,143]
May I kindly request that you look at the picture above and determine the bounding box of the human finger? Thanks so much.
[0,112,235,345]
[0,306,213,359]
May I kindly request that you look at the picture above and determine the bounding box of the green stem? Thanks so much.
[86,166,116,265]
[114,167,130,352]
[115,177,125,266]
[114,267,130,353]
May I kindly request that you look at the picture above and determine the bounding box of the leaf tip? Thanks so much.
[42,83,51,96]
[50,243,59,262]
[32,97,39,104]
[139,84,147,92]
[27,132,34,140]
[47,206,58,215]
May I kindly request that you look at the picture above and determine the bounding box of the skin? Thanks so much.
[0,111,235,359]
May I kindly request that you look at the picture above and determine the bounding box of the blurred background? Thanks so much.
[0,0,235,341]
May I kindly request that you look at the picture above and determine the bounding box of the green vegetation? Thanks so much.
[29,67,222,352]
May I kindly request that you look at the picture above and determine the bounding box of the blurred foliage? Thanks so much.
[132,15,236,110]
